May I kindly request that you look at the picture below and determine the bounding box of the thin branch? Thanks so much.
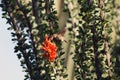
[16,0,43,79]
[3,1,33,79]
[16,0,32,31]
[104,35,113,79]
[45,0,54,33]
[32,0,39,24]
[98,0,113,79]
[91,24,102,80]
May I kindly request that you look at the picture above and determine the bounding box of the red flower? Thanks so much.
[41,35,57,61]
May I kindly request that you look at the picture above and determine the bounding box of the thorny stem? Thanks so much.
[32,0,40,25]
[89,1,102,80]
[68,1,86,79]
[80,34,86,79]
[104,35,112,79]
[91,24,102,80]
[45,0,54,34]
[3,1,33,79]
[98,0,113,79]
[16,0,42,79]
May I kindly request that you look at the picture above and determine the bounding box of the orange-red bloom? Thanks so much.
[41,35,57,61]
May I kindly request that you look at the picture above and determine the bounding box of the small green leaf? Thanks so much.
[17,53,22,59]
